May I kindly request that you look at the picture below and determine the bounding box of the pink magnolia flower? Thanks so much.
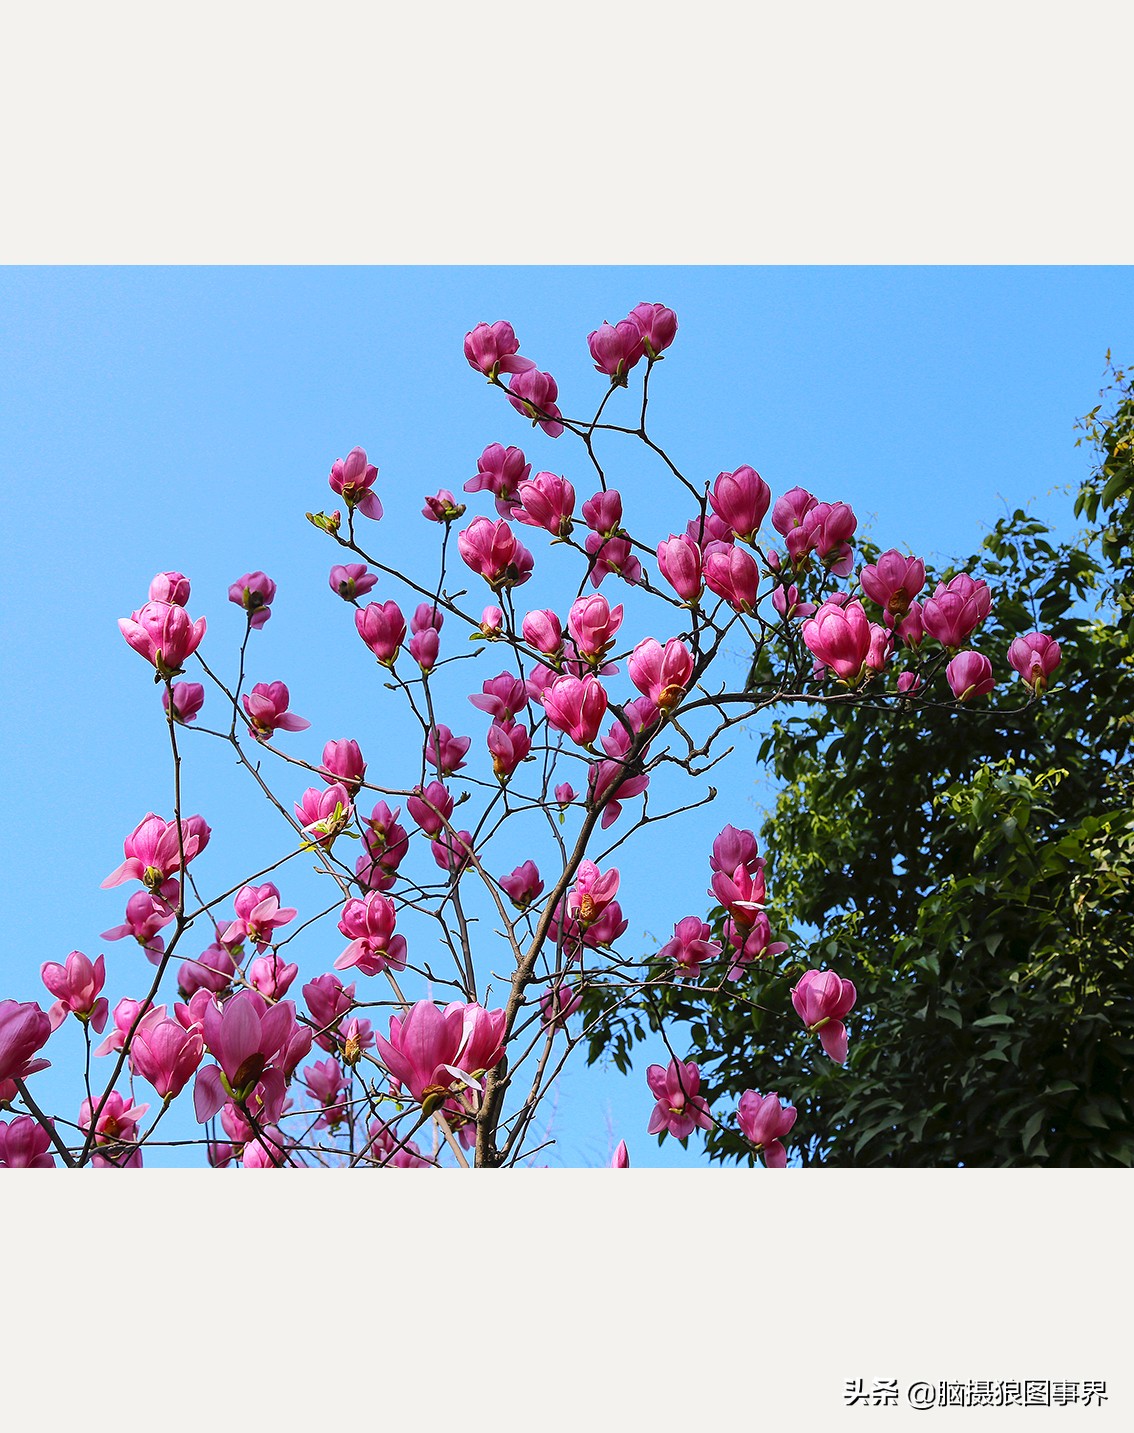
[896,671,923,696]
[373,1000,505,1108]
[541,673,608,746]
[659,917,721,980]
[521,608,564,657]
[355,600,407,664]
[422,489,467,523]
[242,681,311,740]
[736,1090,796,1168]
[177,945,236,999]
[0,1115,55,1168]
[566,860,620,928]
[891,600,926,648]
[1008,632,1061,695]
[864,623,893,675]
[711,862,768,930]
[129,1016,204,1100]
[487,718,531,781]
[584,532,642,587]
[361,801,410,874]
[294,784,353,846]
[500,860,544,910]
[303,1058,351,1129]
[946,650,995,702]
[228,571,277,629]
[922,573,991,648]
[320,738,366,792]
[194,989,309,1120]
[799,501,858,573]
[555,782,577,806]
[335,892,407,977]
[860,550,926,617]
[102,812,210,890]
[162,681,205,725]
[118,600,207,680]
[248,953,300,1001]
[430,828,475,876]
[411,603,444,636]
[303,974,355,1052]
[515,471,576,537]
[93,998,165,1059]
[479,605,506,639]
[801,599,872,683]
[406,781,453,836]
[724,912,788,981]
[457,517,534,591]
[0,1001,53,1084]
[329,563,379,600]
[470,672,528,721]
[507,368,564,438]
[339,1015,374,1067]
[628,637,694,710]
[149,571,191,606]
[328,446,383,521]
[101,889,175,964]
[628,301,678,358]
[771,582,815,621]
[79,1091,149,1168]
[242,1127,291,1167]
[657,533,703,602]
[710,825,761,876]
[409,628,440,672]
[41,951,108,1033]
[708,466,771,543]
[703,542,760,612]
[465,443,531,517]
[792,968,857,1064]
[771,486,818,538]
[426,724,471,776]
[587,698,655,827]
[463,320,536,379]
[587,319,645,381]
[540,982,583,1030]
[582,489,624,537]
[687,511,734,548]
[566,595,622,667]
[646,1058,713,1140]
[220,882,298,953]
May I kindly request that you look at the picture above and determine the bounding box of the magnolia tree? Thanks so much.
[0,304,1061,1170]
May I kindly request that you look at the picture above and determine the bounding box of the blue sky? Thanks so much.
[2,266,1132,1167]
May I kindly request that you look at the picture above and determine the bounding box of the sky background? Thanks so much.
[2,265,1133,1167]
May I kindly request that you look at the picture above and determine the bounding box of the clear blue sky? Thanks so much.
[2,266,1132,1166]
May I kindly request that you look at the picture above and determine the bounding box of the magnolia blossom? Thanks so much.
[101,812,210,891]
[736,1090,797,1169]
[149,571,191,606]
[304,974,355,1053]
[374,1000,506,1108]
[40,951,108,1033]
[422,489,466,523]
[541,673,608,747]
[610,1139,631,1168]
[457,517,534,590]
[628,301,678,358]
[657,532,703,602]
[584,531,642,587]
[294,784,353,846]
[228,571,277,629]
[0,1116,55,1168]
[328,446,382,520]
[646,1058,712,1140]
[487,719,531,780]
[220,882,297,953]
[801,600,872,683]
[922,573,991,648]
[0,1000,53,1084]
[406,782,454,837]
[130,1017,204,1100]
[79,1091,149,1168]
[329,563,379,600]
[500,860,544,910]
[242,681,310,740]
[100,890,175,964]
[587,319,645,381]
[703,543,760,612]
[426,724,471,776]
[1007,632,1061,694]
[320,738,367,791]
[946,650,995,702]
[193,990,311,1121]
[628,637,694,710]
[708,466,770,543]
[118,600,207,680]
[659,917,721,980]
[860,550,926,617]
[162,681,205,724]
[792,968,857,1064]
[507,368,564,438]
[515,471,575,537]
[335,892,407,977]
[355,600,406,664]
[463,320,536,379]
[465,443,531,517]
